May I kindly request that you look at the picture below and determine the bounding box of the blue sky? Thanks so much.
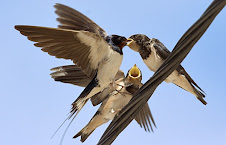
[1,0,226,145]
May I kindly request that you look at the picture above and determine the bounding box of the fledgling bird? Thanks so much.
[50,64,155,133]
[127,34,207,105]
[69,64,155,142]
[15,3,129,119]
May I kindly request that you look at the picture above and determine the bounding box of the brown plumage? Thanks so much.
[15,3,128,120]
[71,65,155,142]
[127,35,207,105]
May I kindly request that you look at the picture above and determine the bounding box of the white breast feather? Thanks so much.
[144,46,186,84]
[143,49,164,72]
[97,49,123,87]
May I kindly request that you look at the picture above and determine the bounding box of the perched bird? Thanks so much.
[51,64,155,142]
[127,34,207,105]
[15,3,129,118]
[98,1,226,144]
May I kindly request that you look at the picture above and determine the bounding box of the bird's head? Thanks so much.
[127,34,150,52]
[126,64,142,86]
[109,35,131,50]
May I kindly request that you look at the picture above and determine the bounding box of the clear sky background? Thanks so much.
[1,0,226,145]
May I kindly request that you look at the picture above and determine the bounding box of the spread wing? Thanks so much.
[50,64,125,106]
[50,65,91,87]
[54,3,107,38]
[15,26,111,79]
[135,103,156,132]
[97,0,225,144]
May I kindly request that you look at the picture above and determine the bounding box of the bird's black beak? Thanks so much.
[120,38,132,49]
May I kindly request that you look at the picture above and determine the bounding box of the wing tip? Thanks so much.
[54,3,63,9]
[15,25,25,31]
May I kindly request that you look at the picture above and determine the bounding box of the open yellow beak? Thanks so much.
[129,64,141,78]
[126,38,140,52]
[126,38,134,46]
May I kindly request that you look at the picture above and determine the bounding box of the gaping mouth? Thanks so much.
[126,38,134,46]
[129,64,141,78]
[119,39,132,49]
[123,39,132,46]
[126,38,140,52]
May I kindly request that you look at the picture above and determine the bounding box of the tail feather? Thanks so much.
[75,73,98,101]
[192,85,207,105]
[68,99,89,119]
[73,130,82,139]
[174,83,207,105]
[177,65,206,94]
[175,66,207,105]
[73,128,94,142]
[69,74,98,118]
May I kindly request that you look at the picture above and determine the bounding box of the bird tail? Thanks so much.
[173,66,207,105]
[68,99,89,119]
[69,75,98,118]
[73,127,95,142]
[191,85,207,105]
[174,82,207,105]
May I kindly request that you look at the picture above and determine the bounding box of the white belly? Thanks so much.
[165,70,180,83]
[143,53,164,72]
[143,53,179,83]
[143,51,195,94]
[97,49,123,89]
